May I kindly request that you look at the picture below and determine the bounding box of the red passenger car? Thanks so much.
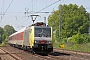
[8,27,26,47]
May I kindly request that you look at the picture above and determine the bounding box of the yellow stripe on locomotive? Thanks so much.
[29,26,34,48]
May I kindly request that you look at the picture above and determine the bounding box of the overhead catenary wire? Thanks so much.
[23,0,61,25]
[25,0,36,9]
[0,0,61,30]
[4,0,13,15]
[13,0,37,29]
[25,0,61,14]
[0,0,13,22]
[20,17,30,25]
[25,0,61,24]
[36,0,61,13]
[24,0,37,14]
[23,0,61,27]
[0,1,29,30]
[16,17,30,30]
[16,0,40,28]
[0,0,5,22]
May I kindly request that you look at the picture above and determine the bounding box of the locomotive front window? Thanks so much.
[35,28,51,37]
[43,28,51,37]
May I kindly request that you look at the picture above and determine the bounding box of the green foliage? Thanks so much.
[0,27,4,34]
[65,43,90,52]
[0,25,16,44]
[60,38,68,44]
[48,4,89,42]
[48,4,90,52]
[4,25,16,36]
[1,34,6,41]
[0,27,4,43]
[68,33,90,44]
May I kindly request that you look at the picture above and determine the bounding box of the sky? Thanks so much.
[0,0,90,31]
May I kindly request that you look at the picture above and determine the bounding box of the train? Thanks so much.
[8,22,53,54]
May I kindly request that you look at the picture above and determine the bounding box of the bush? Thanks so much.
[60,38,68,44]
[68,33,90,44]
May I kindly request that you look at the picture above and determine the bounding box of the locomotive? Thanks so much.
[8,22,53,54]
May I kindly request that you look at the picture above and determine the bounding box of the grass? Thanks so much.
[0,42,7,47]
[53,42,90,52]
[53,42,60,48]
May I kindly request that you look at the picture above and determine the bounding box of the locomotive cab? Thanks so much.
[33,26,53,54]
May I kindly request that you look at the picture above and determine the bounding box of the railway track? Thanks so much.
[30,51,70,60]
[0,47,22,60]
[54,48,90,60]
[3,45,71,60]
[1,45,90,60]
[33,53,68,60]
[17,49,69,60]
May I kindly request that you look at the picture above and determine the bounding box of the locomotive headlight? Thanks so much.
[48,41,51,43]
[34,40,38,43]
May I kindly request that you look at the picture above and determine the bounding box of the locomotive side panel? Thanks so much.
[29,26,34,48]
[24,27,30,46]
[51,27,53,44]
[23,26,34,48]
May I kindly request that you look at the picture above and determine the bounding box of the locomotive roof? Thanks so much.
[9,27,26,37]
[9,22,51,37]
[34,26,51,28]
[30,22,46,26]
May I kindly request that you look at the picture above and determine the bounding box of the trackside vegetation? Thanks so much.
[0,25,16,46]
[48,4,90,52]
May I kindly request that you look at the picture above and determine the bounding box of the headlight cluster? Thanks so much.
[48,41,51,43]
[34,40,38,43]
[34,40,51,44]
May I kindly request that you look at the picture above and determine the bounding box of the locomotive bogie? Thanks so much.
[33,44,53,54]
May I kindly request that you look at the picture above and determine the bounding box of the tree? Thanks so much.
[48,4,89,42]
[0,27,4,43]
[68,33,89,44]
[4,25,16,36]
[0,27,4,34]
